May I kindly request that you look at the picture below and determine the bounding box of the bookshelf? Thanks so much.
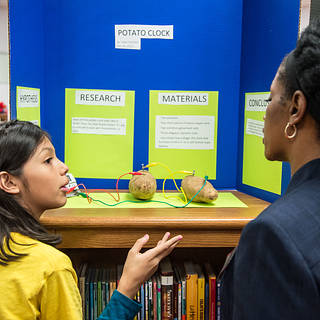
[41,190,269,271]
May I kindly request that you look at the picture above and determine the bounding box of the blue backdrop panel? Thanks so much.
[10,0,243,190]
[237,0,300,202]
[9,0,45,119]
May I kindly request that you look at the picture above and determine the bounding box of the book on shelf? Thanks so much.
[216,278,221,320]
[105,268,110,305]
[184,261,198,320]
[145,281,149,320]
[204,262,217,320]
[109,265,116,300]
[156,274,162,320]
[173,264,182,320]
[152,275,158,320]
[141,283,145,320]
[175,263,186,320]
[78,260,219,320]
[135,288,141,320]
[101,268,107,311]
[84,267,92,320]
[195,264,205,320]
[160,257,174,320]
[93,268,99,320]
[89,268,95,320]
[172,269,178,320]
[204,272,209,320]
[79,262,88,317]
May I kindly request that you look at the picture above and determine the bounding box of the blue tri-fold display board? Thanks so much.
[8,0,300,202]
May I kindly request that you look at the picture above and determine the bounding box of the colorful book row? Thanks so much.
[77,259,218,320]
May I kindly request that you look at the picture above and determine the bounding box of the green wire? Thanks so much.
[78,176,208,208]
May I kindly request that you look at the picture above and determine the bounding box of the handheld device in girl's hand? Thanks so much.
[65,173,79,197]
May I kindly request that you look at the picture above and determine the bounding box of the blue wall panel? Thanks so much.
[10,0,243,190]
[237,0,300,202]
[9,0,45,119]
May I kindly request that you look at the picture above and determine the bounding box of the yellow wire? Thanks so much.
[144,162,184,191]
[144,162,193,204]
[162,170,193,204]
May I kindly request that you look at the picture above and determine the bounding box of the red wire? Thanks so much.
[70,172,142,203]
[87,189,119,202]
[76,183,92,204]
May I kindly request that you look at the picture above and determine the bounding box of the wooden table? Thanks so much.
[41,190,270,249]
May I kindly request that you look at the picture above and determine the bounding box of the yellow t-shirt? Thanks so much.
[0,232,82,320]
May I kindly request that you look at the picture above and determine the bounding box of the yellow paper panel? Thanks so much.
[65,88,135,178]
[242,92,282,194]
[148,90,219,180]
[16,86,41,126]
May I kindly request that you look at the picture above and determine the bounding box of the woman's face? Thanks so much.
[263,69,290,161]
[16,137,69,218]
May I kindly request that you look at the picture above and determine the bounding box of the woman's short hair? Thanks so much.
[278,18,320,125]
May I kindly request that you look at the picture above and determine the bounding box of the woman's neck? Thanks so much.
[288,140,320,176]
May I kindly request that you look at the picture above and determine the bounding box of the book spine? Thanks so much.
[178,281,182,320]
[198,275,205,320]
[186,274,197,320]
[90,280,94,320]
[216,279,221,320]
[97,271,102,315]
[93,278,97,320]
[181,279,186,320]
[145,282,149,320]
[204,279,209,320]
[173,279,178,320]
[137,289,141,320]
[85,271,90,320]
[153,277,157,320]
[157,276,161,320]
[141,284,145,320]
[161,274,173,319]
[101,279,106,310]
[148,280,153,320]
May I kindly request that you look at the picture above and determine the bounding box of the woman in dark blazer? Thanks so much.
[220,19,320,319]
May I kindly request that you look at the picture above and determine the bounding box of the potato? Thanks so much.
[181,175,218,203]
[129,170,157,200]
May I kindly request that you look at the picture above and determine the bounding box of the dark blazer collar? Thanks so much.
[285,158,320,195]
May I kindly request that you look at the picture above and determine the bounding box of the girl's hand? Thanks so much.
[117,232,183,299]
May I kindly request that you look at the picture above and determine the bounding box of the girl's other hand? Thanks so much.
[117,232,183,299]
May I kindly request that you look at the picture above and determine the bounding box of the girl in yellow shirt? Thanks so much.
[0,120,182,320]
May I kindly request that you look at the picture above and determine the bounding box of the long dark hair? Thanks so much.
[0,120,61,265]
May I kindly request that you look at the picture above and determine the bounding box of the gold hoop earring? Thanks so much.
[284,122,297,139]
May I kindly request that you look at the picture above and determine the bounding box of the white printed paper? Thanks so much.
[245,93,269,112]
[115,25,174,50]
[75,90,125,106]
[161,276,173,286]
[246,118,264,138]
[72,117,126,135]
[17,88,40,108]
[158,92,208,105]
[155,115,214,150]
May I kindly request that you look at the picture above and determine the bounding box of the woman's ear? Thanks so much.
[0,171,20,194]
[288,90,307,125]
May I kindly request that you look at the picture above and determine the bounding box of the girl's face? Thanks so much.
[17,137,69,218]
[263,70,290,161]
